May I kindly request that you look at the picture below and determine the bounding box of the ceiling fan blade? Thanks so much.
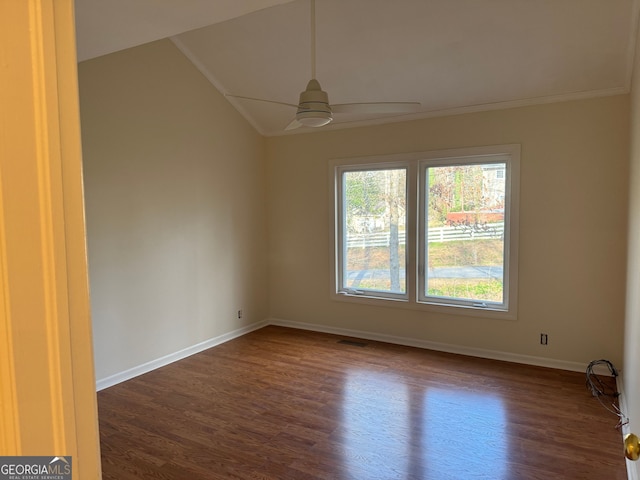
[331,102,421,114]
[226,94,299,109]
[285,118,303,130]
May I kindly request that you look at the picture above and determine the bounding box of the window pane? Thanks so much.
[425,163,506,304]
[343,169,406,294]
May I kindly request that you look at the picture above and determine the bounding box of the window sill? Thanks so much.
[332,291,517,321]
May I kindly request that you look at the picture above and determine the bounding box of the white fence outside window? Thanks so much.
[346,222,504,248]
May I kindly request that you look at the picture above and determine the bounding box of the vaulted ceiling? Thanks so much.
[75,0,638,136]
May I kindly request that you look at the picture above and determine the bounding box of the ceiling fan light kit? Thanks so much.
[296,79,333,127]
[297,112,332,127]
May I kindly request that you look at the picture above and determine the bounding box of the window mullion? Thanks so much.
[406,162,418,304]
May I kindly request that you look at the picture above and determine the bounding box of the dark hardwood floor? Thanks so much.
[98,326,627,479]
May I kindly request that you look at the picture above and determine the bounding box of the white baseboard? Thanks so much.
[96,316,610,390]
[96,320,268,391]
[266,317,591,373]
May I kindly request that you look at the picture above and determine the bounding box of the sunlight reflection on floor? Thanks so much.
[341,370,507,479]
[423,388,507,479]
[342,370,410,479]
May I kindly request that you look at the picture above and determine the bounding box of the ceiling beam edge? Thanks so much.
[169,36,268,137]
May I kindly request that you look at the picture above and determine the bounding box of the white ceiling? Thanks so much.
[74,0,295,61]
[75,0,639,136]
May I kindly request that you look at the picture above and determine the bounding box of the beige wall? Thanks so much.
[625,26,640,461]
[267,95,629,367]
[79,39,268,381]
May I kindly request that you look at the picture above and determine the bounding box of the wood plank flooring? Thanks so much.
[98,326,627,479]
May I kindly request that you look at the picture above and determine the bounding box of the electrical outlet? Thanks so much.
[540,333,548,345]
[237,309,243,319]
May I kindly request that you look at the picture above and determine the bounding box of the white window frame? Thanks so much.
[335,162,411,301]
[330,145,520,320]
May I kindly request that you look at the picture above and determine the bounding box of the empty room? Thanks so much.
[4,0,640,479]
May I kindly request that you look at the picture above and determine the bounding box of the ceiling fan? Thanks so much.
[227,0,421,130]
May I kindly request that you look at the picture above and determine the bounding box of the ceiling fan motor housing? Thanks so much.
[296,79,333,127]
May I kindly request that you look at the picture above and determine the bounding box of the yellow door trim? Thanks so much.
[0,0,102,477]
[0,159,21,456]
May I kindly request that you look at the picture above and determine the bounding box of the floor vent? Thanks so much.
[337,339,368,347]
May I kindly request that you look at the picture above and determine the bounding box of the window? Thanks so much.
[332,145,519,319]
[339,167,408,299]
